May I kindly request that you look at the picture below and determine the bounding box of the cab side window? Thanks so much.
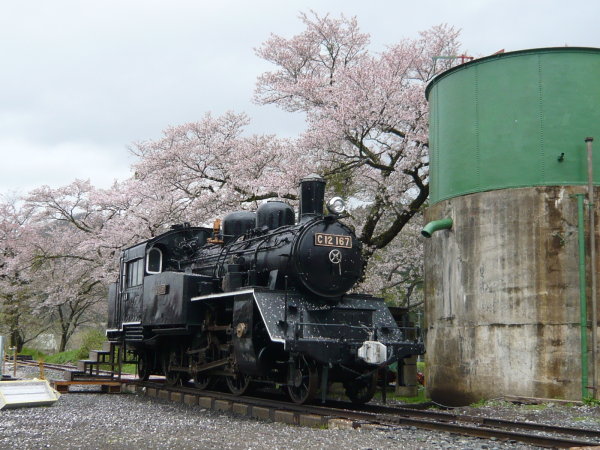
[126,259,144,287]
[146,247,163,274]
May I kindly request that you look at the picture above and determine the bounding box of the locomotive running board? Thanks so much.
[191,288,404,350]
[190,289,255,302]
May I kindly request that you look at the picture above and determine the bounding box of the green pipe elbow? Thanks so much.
[421,218,453,238]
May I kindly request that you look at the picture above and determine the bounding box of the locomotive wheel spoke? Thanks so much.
[226,372,252,396]
[192,342,218,390]
[165,369,181,386]
[192,373,213,390]
[162,350,182,387]
[286,355,318,404]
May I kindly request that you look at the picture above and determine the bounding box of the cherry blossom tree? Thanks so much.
[7,181,112,351]
[255,12,462,299]
[129,111,312,224]
[359,211,424,308]
[0,197,52,352]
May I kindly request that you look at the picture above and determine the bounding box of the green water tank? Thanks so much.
[426,47,600,204]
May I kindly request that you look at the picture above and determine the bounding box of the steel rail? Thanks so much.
[10,360,77,371]
[343,401,600,440]
[15,360,116,377]
[136,382,600,448]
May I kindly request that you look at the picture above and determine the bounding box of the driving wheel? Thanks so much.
[286,355,318,404]
[137,351,151,381]
[226,372,252,396]
[344,371,377,404]
[192,344,218,390]
[162,350,182,386]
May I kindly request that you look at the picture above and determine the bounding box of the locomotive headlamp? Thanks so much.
[327,197,346,215]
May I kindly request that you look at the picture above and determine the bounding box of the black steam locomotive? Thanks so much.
[107,174,423,404]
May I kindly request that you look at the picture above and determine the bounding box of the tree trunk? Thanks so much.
[10,329,24,353]
[58,333,68,353]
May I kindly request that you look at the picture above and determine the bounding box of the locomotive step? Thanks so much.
[88,350,111,362]
[78,359,100,370]
[77,359,117,372]
[102,341,120,352]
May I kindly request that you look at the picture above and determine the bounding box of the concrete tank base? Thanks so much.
[424,185,598,406]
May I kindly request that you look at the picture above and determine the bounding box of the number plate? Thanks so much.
[314,233,352,248]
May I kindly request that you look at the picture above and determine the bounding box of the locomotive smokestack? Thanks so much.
[299,173,326,221]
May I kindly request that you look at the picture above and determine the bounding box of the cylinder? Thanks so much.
[424,47,600,405]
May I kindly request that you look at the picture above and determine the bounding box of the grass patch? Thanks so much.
[45,349,80,364]
[469,398,514,408]
[121,363,137,374]
[583,396,600,407]
[76,329,107,359]
[96,362,137,374]
[523,403,547,410]
[374,386,429,404]
[573,416,600,423]
[31,349,138,375]
[469,398,488,407]
[20,346,48,361]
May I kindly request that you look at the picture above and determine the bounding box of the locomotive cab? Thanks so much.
[107,225,212,338]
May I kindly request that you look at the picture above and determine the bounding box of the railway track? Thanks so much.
[11,360,78,372]
[344,400,600,440]
[9,362,600,447]
[8,359,119,378]
[136,381,600,448]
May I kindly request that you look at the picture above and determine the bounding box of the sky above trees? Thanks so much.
[1,0,598,195]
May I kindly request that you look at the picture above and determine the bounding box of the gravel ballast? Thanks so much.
[0,393,536,450]
[1,363,597,449]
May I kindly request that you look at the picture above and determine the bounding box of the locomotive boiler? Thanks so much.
[107,174,423,404]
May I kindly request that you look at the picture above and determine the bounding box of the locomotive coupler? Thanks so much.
[358,341,388,365]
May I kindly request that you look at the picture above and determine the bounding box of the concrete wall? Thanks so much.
[424,185,599,405]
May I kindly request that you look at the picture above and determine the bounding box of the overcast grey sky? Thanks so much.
[1,0,598,196]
